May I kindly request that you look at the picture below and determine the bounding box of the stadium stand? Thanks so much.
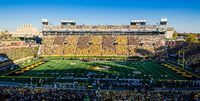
[90,35,102,56]
[167,41,200,69]
[41,21,167,57]
[0,45,38,61]
[0,86,199,101]
[64,35,78,55]
[77,35,90,56]
[102,35,116,56]
[41,34,165,57]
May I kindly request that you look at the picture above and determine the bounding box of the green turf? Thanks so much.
[17,60,185,80]
[0,60,188,84]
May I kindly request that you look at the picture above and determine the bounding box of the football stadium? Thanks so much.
[0,17,200,100]
[0,19,197,84]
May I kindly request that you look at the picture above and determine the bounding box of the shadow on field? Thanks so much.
[0,53,19,76]
[135,48,154,57]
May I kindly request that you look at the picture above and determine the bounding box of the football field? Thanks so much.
[21,60,185,80]
[0,60,188,84]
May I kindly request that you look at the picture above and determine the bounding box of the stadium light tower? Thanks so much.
[42,19,49,25]
[130,19,146,25]
[61,20,76,26]
[160,18,167,25]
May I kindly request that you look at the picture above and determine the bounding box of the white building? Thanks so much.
[12,24,40,37]
[165,27,174,39]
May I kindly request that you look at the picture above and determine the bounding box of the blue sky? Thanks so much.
[0,0,200,33]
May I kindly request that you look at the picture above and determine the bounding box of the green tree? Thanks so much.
[172,31,178,40]
[186,33,198,42]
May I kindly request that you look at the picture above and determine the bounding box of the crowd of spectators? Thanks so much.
[0,86,199,101]
[0,45,39,62]
[41,34,165,57]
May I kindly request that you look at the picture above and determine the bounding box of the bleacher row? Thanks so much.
[0,45,39,61]
[41,35,165,56]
